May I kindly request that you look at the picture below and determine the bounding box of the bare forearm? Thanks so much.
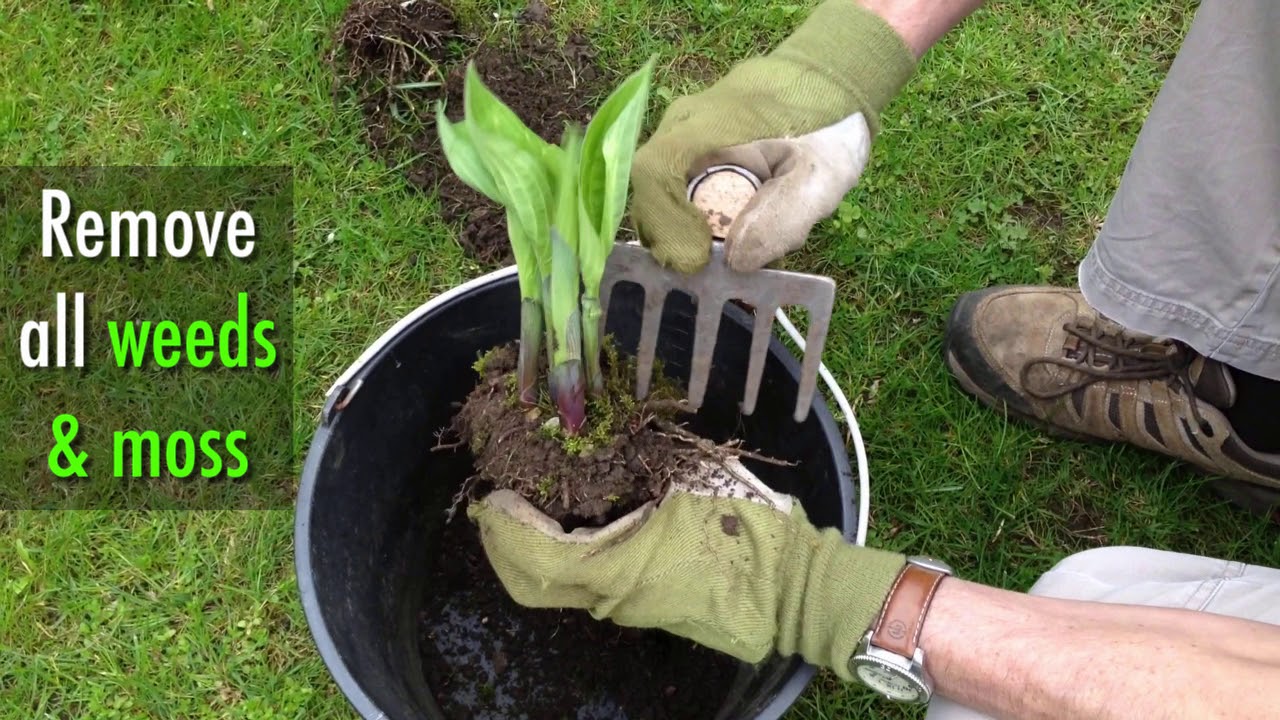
[857,0,985,58]
[921,579,1280,719]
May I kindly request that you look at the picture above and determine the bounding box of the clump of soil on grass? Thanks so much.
[449,341,718,527]
[331,0,610,265]
[332,0,463,93]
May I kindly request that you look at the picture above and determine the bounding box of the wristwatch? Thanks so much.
[849,555,953,704]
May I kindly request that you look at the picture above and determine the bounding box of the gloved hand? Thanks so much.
[467,458,906,678]
[631,0,916,273]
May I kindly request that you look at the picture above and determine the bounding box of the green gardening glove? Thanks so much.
[467,458,906,677]
[631,0,917,273]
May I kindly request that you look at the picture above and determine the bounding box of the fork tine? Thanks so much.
[685,294,724,410]
[597,275,618,336]
[792,291,835,422]
[740,303,777,416]
[634,283,664,400]
[601,239,837,423]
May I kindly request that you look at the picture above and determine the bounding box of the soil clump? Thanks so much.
[332,0,610,265]
[448,342,718,527]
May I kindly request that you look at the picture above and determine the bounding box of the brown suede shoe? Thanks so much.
[944,285,1280,520]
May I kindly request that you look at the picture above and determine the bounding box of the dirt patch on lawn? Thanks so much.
[331,0,610,265]
[1008,198,1066,231]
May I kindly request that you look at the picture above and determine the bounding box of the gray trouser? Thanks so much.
[1077,0,1280,381]
[924,546,1280,720]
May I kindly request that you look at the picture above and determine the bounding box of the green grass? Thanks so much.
[2,0,1276,718]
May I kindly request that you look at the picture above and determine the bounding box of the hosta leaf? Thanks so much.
[554,125,583,254]
[504,207,541,301]
[548,126,583,365]
[434,103,502,204]
[549,227,581,365]
[463,62,553,172]
[470,124,554,280]
[578,56,655,290]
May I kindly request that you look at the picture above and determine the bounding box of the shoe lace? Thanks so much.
[1018,322,1208,430]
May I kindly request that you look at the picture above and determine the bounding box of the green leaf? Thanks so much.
[583,58,655,225]
[597,62,654,237]
[470,123,554,281]
[554,125,583,255]
[504,208,542,302]
[461,62,558,277]
[578,56,655,291]
[463,63,553,172]
[549,227,581,365]
[434,103,502,203]
[548,126,583,368]
[14,538,32,567]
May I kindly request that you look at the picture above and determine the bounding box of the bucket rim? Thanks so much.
[297,265,520,719]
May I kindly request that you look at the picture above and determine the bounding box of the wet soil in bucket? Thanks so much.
[419,507,739,719]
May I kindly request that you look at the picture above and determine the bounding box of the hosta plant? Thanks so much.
[436,58,655,435]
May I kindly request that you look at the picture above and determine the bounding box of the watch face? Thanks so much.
[855,663,923,703]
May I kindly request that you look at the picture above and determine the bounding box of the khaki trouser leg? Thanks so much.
[1078,0,1280,381]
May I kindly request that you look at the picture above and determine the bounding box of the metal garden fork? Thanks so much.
[598,166,836,423]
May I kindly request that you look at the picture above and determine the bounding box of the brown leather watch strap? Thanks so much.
[868,564,947,658]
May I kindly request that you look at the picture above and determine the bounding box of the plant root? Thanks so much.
[651,419,797,468]
[445,474,482,523]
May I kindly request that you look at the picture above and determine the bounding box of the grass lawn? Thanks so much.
[2,0,1276,718]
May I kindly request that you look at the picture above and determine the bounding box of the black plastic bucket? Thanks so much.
[296,266,860,719]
